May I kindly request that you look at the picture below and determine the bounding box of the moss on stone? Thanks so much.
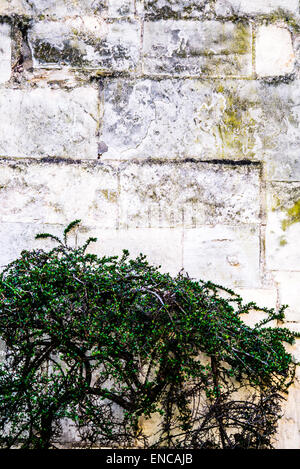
[232,22,251,55]
[144,0,209,20]
[271,194,281,212]
[281,200,300,231]
[258,8,300,33]
[213,84,258,158]
[101,189,118,203]
[279,238,287,246]
[262,74,297,86]
[33,39,90,67]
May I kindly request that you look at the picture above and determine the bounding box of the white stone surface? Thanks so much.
[274,272,300,323]
[256,25,295,77]
[235,287,277,309]
[0,0,28,15]
[258,80,300,181]
[118,161,261,228]
[0,339,5,364]
[221,0,299,15]
[183,225,260,288]
[101,77,300,181]
[29,18,141,72]
[0,159,260,230]
[266,183,300,271]
[143,20,252,76]
[21,0,106,18]
[144,0,300,18]
[101,79,260,160]
[107,0,135,17]
[39,0,103,14]
[275,376,300,449]
[144,0,212,19]
[23,0,135,18]
[0,222,65,268]
[78,227,183,276]
[0,160,118,226]
[0,23,11,84]
[0,87,99,159]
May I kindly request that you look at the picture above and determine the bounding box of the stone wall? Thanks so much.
[0,0,300,448]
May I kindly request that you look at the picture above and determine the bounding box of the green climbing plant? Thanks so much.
[0,220,297,449]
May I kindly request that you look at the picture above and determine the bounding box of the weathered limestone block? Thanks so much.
[78,227,183,276]
[24,0,106,17]
[0,160,118,227]
[217,0,299,15]
[145,0,300,18]
[0,0,28,15]
[101,77,300,180]
[0,23,11,84]
[0,158,260,233]
[118,161,261,229]
[24,0,135,18]
[144,0,211,20]
[138,412,163,447]
[183,225,261,288]
[275,370,300,449]
[295,33,300,75]
[0,87,99,159]
[0,339,5,364]
[257,80,300,181]
[274,272,300,324]
[256,25,295,77]
[143,20,252,76]
[28,18,140,72]
[101,79,262,160]
[235,288,277,309]
[266,182,300,271]
[107,0,135,17]
[235,288,277,327]
[57,419,81,446]
[25,68,85,88]
[103,75,299,179]
[0,222,65,268]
